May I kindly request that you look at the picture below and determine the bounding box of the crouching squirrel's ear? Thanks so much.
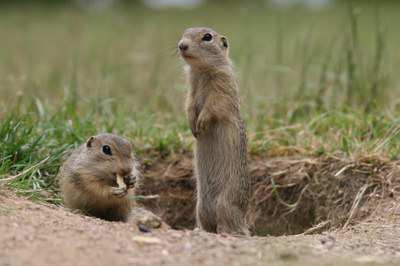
[86,136,95,148]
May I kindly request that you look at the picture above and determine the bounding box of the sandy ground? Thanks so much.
[0,188,399,266]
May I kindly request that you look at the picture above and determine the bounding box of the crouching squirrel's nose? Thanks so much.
[123,175,136,188]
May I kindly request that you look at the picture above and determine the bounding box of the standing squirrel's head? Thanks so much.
[79,133,139,189]
[178,27,230,69]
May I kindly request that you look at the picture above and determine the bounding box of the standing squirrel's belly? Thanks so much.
[195,122,245,194]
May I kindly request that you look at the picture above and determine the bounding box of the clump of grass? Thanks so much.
[1,97,399,202]
[0,97,191,201]
[248,110,400,159]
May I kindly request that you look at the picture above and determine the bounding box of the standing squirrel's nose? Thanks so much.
[179,42,188,51]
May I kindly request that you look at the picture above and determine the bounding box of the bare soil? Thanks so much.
[1,155,400,266]
[0,188,400,266]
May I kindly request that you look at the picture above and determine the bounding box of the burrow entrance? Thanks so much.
[136,155,399,236]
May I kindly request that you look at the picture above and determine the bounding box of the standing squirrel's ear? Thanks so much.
[221,36,228,49]
[86,136,95,148]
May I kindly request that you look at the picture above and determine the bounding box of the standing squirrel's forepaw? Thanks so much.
[112,187,128,198]
[189,120,198,138]
[196,116,209,135]
[191,127,199,138]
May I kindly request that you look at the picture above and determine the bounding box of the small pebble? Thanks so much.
[132,236,162,245]
[138,223,151,233]
[161,249,169,256]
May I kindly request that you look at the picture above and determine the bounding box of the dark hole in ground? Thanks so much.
[136,155,399,236]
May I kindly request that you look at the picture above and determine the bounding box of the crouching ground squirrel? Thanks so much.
[59,133,139,222]
[178,27,250,235]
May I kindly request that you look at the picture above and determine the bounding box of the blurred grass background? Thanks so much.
[0,0,400,199]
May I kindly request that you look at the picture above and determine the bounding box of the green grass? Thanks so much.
[0,1,400,199]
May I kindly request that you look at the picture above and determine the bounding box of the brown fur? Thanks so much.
[59,133,139,222]
[178,27,250,235]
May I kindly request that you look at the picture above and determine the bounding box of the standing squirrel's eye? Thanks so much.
[202,33,213,42]
[102,145,112,156]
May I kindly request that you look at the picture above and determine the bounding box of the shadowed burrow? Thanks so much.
[136,155,399,236]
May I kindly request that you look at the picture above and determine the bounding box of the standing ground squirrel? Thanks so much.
[178,27,250,235]
[59,133,139,222]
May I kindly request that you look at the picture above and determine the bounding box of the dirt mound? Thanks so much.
[1,187,400,266]
[137,155,400,235]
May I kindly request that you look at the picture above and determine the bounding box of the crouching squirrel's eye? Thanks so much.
[202,33,213,42]
[102,145,112,156]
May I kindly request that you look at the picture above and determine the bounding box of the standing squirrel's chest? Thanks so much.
[190,78,210,117]
[192,92,207,117]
